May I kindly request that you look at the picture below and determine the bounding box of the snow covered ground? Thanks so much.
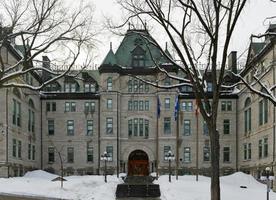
[0,170,275,200]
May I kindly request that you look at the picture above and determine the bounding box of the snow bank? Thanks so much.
[0,171,274,200]
[24,170,58,180]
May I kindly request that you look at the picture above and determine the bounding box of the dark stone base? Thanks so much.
[116,176,161,198]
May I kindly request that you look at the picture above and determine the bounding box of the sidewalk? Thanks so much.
[0,193,70,200]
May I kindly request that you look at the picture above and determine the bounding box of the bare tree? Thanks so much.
[0,0,96,90]
[112,1,248,200]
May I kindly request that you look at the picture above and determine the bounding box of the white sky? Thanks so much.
[90,0,276,66]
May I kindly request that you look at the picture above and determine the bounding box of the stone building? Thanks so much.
[0,25,275,180]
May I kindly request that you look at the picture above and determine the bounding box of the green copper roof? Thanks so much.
[101,29,171,68]
[251,42,266,55]
[102,49,117,65]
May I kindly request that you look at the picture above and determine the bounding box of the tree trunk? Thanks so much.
[209,124,220,200]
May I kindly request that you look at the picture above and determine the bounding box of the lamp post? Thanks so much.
[261,167,275,200]
[165,150,175,182]
[101,151,111,183]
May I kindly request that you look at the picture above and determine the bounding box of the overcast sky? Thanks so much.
[90,0,276,66]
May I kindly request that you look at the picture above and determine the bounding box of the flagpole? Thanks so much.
[176,95,179,180]
[196,99,199,182]
[156,93,160,179]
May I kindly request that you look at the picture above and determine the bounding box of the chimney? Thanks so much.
[42,56,51,81]
[228,51,237,74]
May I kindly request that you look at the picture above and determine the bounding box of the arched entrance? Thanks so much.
[128,150,149,176]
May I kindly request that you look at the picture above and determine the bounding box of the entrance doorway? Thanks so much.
[128,150,149,176]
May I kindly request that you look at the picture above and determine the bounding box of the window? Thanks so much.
[184,147,191,162]
[106,118,113,134]
[128,101,133,111]
[132,45,145,67]
[128,120,133,136]
[183,120,191,136]
[248,143,251,160]
[64,82,79,92]
[134,101,138,111]
[259,139,263,158]
[207,82,213,92]
[18,141,22,159]
[164,77,171,86]
[67,120,74,136]
[259,99,268,126]
[139,118,144,136]
[221,101,232,111]
[203,121,208,136]
[243,144,247,160]
[264,138,268,157]
[67,147,74,163]
[32,145,35,160]
[164,117,171,134]
[48,147,55,163]
[139,101,144,111]
[134,118,138,136]
[145,120,149,137]
[46,102,51,112]
[107,77,112,91]
[87,144,93,162]
[48,120,55,135]
[84,83,96,92]
[12,139,17,157]
[65,102,76,112]
[165,98,170,109]
[144,84,149,92]
[52,102,56,111]
[28,109,35,132]
[223,119,230,135]
[164,146,171,160]
[28,144,31,160]
[139,81,144,93]
[223,147,230,162]
[145,101,149,111]
[128,80,133,92]
[87,120,93,136]
[182,101,193,112]
[107,99,112,109]
[134,80,138,92]
[244,98,251,134]
[84,102,95,113]
[181,85,193,92]
[203,146,210,161]
[12,99,21,127]
[128,118,149,138]
[106,146,113,161]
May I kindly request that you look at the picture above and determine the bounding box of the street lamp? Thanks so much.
[101,151,111,183]
[261,167,275,200]
[165,150,175,182]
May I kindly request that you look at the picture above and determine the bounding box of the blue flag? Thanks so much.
[157,96,161,118]
[174,95,179,121]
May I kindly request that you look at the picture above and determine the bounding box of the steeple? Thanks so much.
[101,42,117,65]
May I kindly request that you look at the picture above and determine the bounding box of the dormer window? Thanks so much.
[131,45,145,67]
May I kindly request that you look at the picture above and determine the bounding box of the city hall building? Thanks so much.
[0,24,275,181]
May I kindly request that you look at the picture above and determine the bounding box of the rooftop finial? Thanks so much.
[110,42,112,50]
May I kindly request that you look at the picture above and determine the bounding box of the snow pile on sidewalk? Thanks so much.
[156,172,276,200]
[0,170,274,200]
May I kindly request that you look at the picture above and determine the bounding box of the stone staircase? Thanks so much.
[116,176,161,198]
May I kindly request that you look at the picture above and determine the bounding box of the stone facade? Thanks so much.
[0,26,275,185]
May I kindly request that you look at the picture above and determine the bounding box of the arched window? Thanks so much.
[29,99,35,109]
[244,97,251,134]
